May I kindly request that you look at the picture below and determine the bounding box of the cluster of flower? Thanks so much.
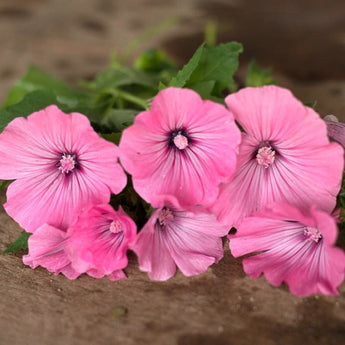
[0,85,344,296]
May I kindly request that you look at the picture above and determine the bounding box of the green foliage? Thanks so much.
[245,60,276,87]
[0,89,62,133]
[2,65,88,109]
[111,176,153,230]
[168,42,243,100]
[96,109,138,133]
[82,57,159,110]
[134,49,176,74]
[3,232,31,254]
[169,44,204,88]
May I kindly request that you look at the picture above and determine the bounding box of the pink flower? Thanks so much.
[0,105,127,232]
[67,204,136,280]
[213,86,344,227]
[131,196,228,281]
[23,224,80,280]
[119,87,241,207]
[229,203,345,296]
[324,114,345,148]
[23,204,136,280]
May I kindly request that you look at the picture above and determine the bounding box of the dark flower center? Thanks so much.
[169,129,189,150]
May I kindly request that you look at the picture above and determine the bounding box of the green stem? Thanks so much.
[106,88,149,110]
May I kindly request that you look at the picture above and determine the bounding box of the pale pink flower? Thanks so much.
[131,196,228,281]
[229,203,345,296]
[0,105,127,232]
[23,204,136,280]
[119,87,241,207]
[324,114,345,148]
[213,86,344,227]
[67,204,136,280]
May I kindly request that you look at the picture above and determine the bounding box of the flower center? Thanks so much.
[169,129,189,150]
[256,146,275,168]
[304,226,322,242]
[59,154,76,174]
[173,134,189,150]
[109,220,123,234]
[158,207,174,226]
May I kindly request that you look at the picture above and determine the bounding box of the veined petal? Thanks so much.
[230,204,345,296]
[132,217,177,281]
[23,223,80,279]
[5,168,110,232]
[164,221,223,276]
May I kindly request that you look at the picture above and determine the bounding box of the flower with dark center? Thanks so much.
[213,86,344,228]
[130,196,228,281]
[119,87,241,207]
[0,105,127,232]
[229,203,345,296]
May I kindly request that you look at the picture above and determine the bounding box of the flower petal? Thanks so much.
[131,214,176,281]
[23,223,80,279]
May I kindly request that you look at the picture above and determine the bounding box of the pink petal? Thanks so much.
[5,168,110,232]
[131,214,176,281]
[108,270,127,281]
[23,223,80,279]
[68,204,136,275]
[164,220,223,276]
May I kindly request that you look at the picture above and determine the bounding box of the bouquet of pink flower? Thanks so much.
[1,41,344,297]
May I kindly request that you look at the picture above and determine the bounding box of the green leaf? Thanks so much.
[84,64,159,92]
[100,132,122,145]
[187,42,243,95]
[134,49,176,74]
[0,89,62,133]
[2,65,88,109]
[3,232,31,254]
[97,109,138,132]
[190,81,215,99]
[245,60,276,87]
[158,81,167,91]
[168,44,204,88]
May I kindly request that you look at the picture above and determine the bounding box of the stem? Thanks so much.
[106,88,149,110]
[117,90,149,110]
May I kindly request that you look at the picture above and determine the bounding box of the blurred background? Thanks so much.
[1,0,345,116]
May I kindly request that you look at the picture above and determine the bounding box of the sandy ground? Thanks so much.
[1,1,345,344]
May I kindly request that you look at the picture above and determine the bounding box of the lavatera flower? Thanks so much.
[229,203,345,296]
[213,86,344,228]
[23,204,136,280]
[130,196,229,281]
[119,87,241,207]
[0,105,127,232]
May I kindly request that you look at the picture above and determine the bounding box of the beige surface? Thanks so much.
[1,1,345,344]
